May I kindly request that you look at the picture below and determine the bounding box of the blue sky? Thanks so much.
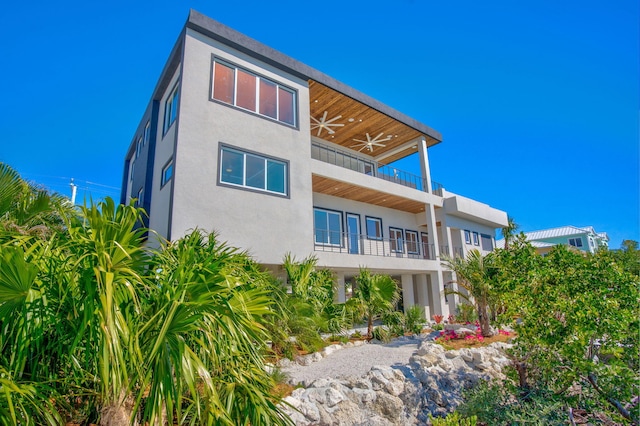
[0,0,637,248]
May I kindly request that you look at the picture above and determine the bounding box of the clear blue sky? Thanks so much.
[1,0,637,248]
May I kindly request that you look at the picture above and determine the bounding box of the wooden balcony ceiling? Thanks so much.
[313,175,426,214]
[309,81,440,164]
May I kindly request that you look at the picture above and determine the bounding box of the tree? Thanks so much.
[348,268,400,339]
[501,215,519,250]
[442,250,497,337]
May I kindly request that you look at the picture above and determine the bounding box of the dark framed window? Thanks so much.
[135,187,144,207]
[211,58,297,126]
[473,231,480,246]
[218,145,288,196]
[480,234,493,251]
[389,227,404,253]
[365,216,383,240]
[164,83,180,134]
[143,121,151,145]
[314,208,342,246]
[568,237,583,248]
[136,136,143,159]
[464,230,472,244]
[161,159,174,187]
[406,230,419,254]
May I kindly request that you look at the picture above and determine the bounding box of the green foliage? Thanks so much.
[455,303,477,323]
[458,381,569,425]
[491,238,640,423]
[442,250,497,336]
[0,180,293,425]
[382,310,405,336]
[428,411,477,426]
[404,305,426,335]
[347,268,400,339]
[371,326,392,343]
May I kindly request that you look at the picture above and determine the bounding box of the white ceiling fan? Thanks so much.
[350,132,392,152]
[310,111,344,136]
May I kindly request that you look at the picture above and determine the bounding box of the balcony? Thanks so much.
[314,229,437,260]
[311,141,442,193]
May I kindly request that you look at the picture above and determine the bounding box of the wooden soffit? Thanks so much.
[309,81,440,164]
[312,175,426,214]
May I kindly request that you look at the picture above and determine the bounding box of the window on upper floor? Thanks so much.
[164,83,180,134]
[389,227,404,253]
[161,159,174,187]
[569,237,583,248]
[219,145,288,196]
[365,216,383,240]
[136,136,143,159]
[464,230,471,244]
[211,59,297,126]
[135,187,144,207]
[405,230,419,255]
[314,208,342,246]
[481,234,493,251]
[143,121,151,145]
[472,232,480,246]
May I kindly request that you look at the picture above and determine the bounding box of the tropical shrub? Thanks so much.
[347,268,400,339]
[404,305,426,335]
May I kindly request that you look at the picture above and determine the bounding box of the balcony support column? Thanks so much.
[335,271,346,303]
[401,274,415,312]
[418,137,433,194]
[415,274,431,320]
[428,271,449,318]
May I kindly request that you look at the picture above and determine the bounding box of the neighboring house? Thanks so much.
[120,10,508,319]
[497,226,609,255]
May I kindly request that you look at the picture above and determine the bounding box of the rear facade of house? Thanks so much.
[121,10,508,319]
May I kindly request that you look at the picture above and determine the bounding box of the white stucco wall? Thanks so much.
[168,30,313,265]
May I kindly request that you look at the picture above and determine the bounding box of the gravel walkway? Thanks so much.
[281,336,428,385]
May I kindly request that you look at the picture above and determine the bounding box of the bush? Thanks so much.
[456,303,477,323]
[428,411,477,426]
[371,326,392,343]
[382,311,405,336]
[404,305,426,335]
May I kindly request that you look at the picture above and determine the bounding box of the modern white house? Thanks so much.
[497,225,609,255]
[120,10,508,319]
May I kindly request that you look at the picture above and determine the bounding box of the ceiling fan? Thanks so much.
[310,111,344,136]
[351,132,392,152]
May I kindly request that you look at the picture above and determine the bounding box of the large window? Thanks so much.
[164,83,180,133]
[219,146,288,196]
[366,216,383,240]
[314,208,342,246]
[212,59,296,126]
[480,234,493,251]
[389,227,404,253]
[406,230,419,254]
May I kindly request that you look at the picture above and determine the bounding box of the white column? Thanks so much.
[425,204,441,259]
[401,274,415,312]
[335,271,346,303]
[429,271,450,318]
[417,137,433,194]
[415,274,430,320]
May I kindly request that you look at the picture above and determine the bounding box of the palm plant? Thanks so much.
[442,250,497,337]
[501,216,519,250]
[348,268,400,339]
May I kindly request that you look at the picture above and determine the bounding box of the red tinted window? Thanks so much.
[236,69,256,111]
[213,62,234,104]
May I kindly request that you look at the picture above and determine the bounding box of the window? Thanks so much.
[164,83,180,133]
[143,121,151,145]
[211,59,297,126]
[569,237,583,248]
[481,234,493,251]
[473,232,479,246]
[314,208,342,246]
[219,146,288,196]
[365,216,383,240]
[136,136,143,159]
[129,156,135,181]
[136,187,144,207]
[464,230,471,244]
[406,230,419,254]
[161,159,174,187]
[389,228,404,253]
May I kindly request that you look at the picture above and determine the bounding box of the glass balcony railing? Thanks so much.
[311,142,443,193]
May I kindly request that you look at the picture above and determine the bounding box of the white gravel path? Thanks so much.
[281,337,427,385]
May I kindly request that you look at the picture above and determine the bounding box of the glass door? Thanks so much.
[346,213,361,254]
